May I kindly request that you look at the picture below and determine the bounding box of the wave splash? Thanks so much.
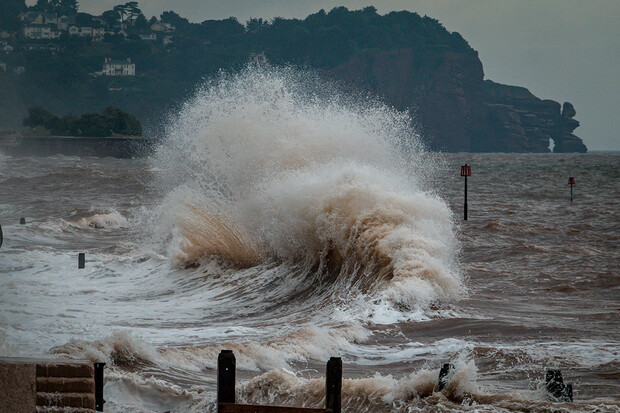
[152,65,461,316]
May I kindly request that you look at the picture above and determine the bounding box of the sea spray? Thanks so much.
[151,65,462,318]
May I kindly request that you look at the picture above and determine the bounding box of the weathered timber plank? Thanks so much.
[219,403,331,413]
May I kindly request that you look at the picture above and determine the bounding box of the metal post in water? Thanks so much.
[546,369,564,399]
[465,174,468,220]
[545,369,573,402]
[326,357,342,413]
[568,177,575,203]
[78,253,85,269]
[94,362,105,411]
[438,363,455,391]
[20,217,26,225]
[217,350,236,411]
[461,164,471,220]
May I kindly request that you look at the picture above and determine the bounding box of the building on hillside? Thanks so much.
[250,52,267,65]
[150,22,175,32]
[25,43,60,53]
[20,12,58,26]
[139,33,157,42]
[0,62,7,72]
[93,27,105,40]
[2,45,14,53]
[163,35,174,47]
[57,15,75,30]
[24,24,61,39]
[103,58,135,76]
[68,25,92,37]
[14,66,25,74]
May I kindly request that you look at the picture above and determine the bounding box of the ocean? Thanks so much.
[1,68,618,412]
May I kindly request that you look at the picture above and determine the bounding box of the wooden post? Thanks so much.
[0,224,3,248]
[94,362,105,411]
[78,253,85,269]
[218,350,236,412]
[325,357,341,413]
[20,217,26,225]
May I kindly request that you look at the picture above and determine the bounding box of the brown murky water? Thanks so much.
[1,68,619,412]
[1,152,617,412]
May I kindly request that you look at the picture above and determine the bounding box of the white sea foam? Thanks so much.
[151,65,462,324]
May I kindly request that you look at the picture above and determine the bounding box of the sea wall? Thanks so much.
[0,357,96,412]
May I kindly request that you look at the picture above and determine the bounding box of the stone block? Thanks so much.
[0,357,37,413]
[36,361,94,378]
[36,392,96,409]
[36,376,95,393]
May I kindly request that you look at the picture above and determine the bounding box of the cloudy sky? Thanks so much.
[33,0,620,150]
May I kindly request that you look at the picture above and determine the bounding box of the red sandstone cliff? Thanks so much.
[330,48,587,153]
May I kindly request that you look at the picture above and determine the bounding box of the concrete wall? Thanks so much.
[0,358,37,413]
[0,357,96,412]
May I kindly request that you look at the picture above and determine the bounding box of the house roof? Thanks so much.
[105,60,134,65]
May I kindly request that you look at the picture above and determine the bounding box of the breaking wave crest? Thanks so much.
[53,332,606,412]
[153,65,462,315]
[36,209,129,232]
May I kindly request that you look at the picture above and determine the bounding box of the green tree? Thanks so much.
[58,0,78,15]
[0,0,26,31]
[23,106,56,128]
[102,10,119,27]
[113,3,128,24]
[134,13,148,30]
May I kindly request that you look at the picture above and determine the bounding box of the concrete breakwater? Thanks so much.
[0,357,102,412]
[1,135,153,158]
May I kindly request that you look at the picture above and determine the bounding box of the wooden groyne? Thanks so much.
[217,350,339,413]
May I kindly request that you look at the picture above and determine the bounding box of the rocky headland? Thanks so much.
[0,5,587,152]
[330,49,586,152]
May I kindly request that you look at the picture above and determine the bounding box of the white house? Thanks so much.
[20,12,58,26]
[103,58,135,76]
[57,15,73,30]
[24,24,61,39]
[151,21,175,33]
[0,62,6,72]
[69,26,94,37]
[92,27,105,39]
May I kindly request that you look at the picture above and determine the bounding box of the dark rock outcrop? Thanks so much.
[554,102,586,152]
[329,48,587,153]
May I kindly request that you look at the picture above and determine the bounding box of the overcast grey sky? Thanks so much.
[35,0,620,150]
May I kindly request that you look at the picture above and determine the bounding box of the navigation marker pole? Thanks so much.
[568,177,575,203]
[461,164,471,220]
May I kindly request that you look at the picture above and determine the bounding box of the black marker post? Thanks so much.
[461,164,471,220]
[568,176,575,203]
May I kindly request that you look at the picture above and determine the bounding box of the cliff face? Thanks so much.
[330,48,587,152]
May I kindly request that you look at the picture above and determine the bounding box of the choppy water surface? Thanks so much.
[0,68,618,412]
